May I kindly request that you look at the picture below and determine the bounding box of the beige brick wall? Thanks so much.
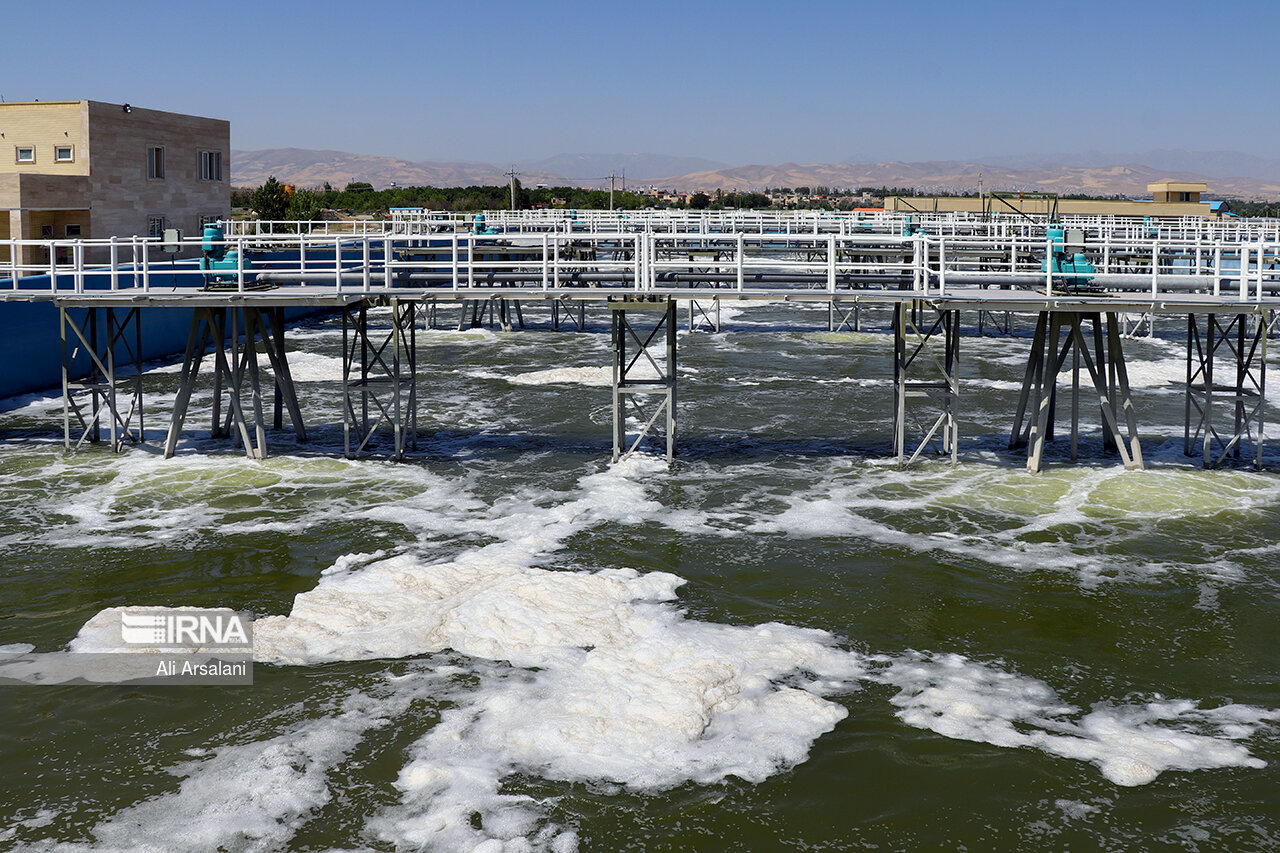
[0,101,88,177]
[85,100,230,241]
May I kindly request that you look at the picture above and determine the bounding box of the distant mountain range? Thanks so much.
[231,148,1280,199]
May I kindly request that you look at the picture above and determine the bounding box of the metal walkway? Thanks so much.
[3,211,1275,471]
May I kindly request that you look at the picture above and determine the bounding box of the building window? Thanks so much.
[148,216,165,238]
[65,224,82,238]
[54,145,74,163]
[147,146,165,179]
[199,214,221,228]
[199,150,223,182]
[16,146,35,164]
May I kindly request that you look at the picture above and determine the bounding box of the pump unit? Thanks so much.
[1042,225,1094,288]
[199,224,253,289]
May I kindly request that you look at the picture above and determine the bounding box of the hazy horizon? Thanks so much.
[12,0,1277,167]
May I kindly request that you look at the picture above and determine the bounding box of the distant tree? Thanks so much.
[251,176,291,220]
[689,192,711,209]
[287,189,324,222]
[344,181,374,193]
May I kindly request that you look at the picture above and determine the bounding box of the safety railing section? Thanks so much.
[919,233,1280,301]
[4,227,1278,304]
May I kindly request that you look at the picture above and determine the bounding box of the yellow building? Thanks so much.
[883,181,1216,218]
[0,100,229,268]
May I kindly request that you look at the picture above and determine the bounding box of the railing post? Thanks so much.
[362,237,371,293]
[827,233,836,293]
[109,236,119,291]
[74,241,84,294]
[383,236,393,289]
[1213,244,1222,297]
[634,233,642,292]
[1150,240,1159,296]
[736,233,744,291]
[1044,235,1053,296]
[938,239,946,297]
[334,236,342,291]
[1240,245,1249,301]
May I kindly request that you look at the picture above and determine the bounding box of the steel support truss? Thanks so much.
[460,298,523,331]
[551,297,587,332]
[1185,312,1267,468]
[977,310,1012,336]
[687,297,721,333]
[60,307,144,453]
[343,299,418,459]
[1010,311,1143,473]
[893,301,960,466]
[165,307,306,459]
[828,298,862,333]
[611,299,677,463]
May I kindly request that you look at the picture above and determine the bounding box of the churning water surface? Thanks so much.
[0,302,1278,851]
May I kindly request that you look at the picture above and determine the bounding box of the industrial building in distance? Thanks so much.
[883,181,1224,218]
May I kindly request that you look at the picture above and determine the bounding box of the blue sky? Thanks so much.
[5,0,1277,165]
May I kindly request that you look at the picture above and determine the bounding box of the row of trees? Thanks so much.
[233,178,659,218]
[232,177,1278,218]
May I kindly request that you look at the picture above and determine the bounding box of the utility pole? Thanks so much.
[608,171,617,211]
[507,166,519,211]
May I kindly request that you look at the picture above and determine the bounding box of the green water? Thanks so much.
[0,303,1277,850]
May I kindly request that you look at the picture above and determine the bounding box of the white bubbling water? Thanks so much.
[59,455,1279,851]
[874,652,1277,787]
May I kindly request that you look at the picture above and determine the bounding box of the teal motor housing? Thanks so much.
[472,213,499,235]
[199,224,251,287]
[1042,224,1094,286]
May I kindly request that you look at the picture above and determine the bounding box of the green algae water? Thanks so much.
[1,303,1278,851]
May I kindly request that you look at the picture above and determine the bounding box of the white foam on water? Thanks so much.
[471,359,666,388]
[363,582,860,851]
[874,652,1277,787]
[52,449,1280,848]
[34,675,450,853]
[1118,358,1186,388]
[739,461,1275,586]
[0,449,487,553]
[62,457,866,850]
[270,351,345,383]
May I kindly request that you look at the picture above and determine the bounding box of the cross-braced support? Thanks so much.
[343,299,418,459]
[60,307,144,452]
[977,310,1012,336]
[687,298,721,333]
[164,307,306,459]
[460,298,523,331]
[1185,312,1267,468]
[828,298,862,332]
[1010,311,1143,473]
[551,297,587,332]
[611,299,677,463]
[893,301,960,466]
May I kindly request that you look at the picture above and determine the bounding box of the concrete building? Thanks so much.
[883,181,1217,218]
[0,100,229,268]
